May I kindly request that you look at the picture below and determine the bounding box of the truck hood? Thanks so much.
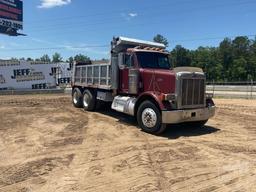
[140,68,176,94]
[173,67,203,73]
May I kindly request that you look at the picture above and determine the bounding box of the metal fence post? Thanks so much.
[251,79,253,99]
[213,80,215,97]
[246,80,249,99]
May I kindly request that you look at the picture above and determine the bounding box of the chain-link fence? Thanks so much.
[207,80,256,99]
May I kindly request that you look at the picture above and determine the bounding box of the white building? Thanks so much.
[0,60,71,90]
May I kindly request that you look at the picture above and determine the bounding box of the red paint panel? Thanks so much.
[140,69,176,94]
[119,68,129,93]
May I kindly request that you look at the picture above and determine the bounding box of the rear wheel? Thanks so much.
[82,89,96,111]
[137,101,166,134]
[72,88,83,108]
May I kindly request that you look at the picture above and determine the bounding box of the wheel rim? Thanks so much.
[73,91,78,104]
[141,108,157,128]
[83,93,89,107]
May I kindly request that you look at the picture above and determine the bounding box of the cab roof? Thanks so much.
[127,47,169,54]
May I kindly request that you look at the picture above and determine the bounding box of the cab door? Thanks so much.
[119,53,134,93]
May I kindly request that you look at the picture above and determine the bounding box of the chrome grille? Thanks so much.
[181,78,205,108]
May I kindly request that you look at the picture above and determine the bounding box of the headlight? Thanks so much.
[206,93,213,98]
[163,93,176,101]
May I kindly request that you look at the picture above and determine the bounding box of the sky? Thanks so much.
[0,0,256,60]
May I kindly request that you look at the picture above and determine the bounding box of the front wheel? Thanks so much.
[137,101,166,134]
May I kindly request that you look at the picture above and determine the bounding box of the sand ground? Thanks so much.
[0,94,256,192]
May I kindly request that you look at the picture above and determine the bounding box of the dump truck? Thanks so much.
[71,37,215,134]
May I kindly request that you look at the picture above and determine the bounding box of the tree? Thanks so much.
[230,57,247,81]
[101,58,109,62]
[252,39,256,54]
[74,54,91,63]
[26,57,33,61]
[190,47,222,81]
[153,34,169,47]
[52,52,62,63]
[232,36,251,57]
[40,54,51,62]
[167,35,256,82]
[67,56,74,69]
[67,56,74,64]
[10,57,18,61]
[219,38,233,80]
[247,55,256,80]
[170,45,191,67]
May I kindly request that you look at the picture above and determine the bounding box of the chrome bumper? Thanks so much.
[162,106,215,124]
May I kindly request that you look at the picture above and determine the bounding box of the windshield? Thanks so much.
[136,52,171,69]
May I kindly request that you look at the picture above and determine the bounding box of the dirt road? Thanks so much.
[0,95,255,192]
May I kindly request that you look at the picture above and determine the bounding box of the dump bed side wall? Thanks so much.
[72,63,112,90]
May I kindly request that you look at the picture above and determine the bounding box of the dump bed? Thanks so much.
[73,63,111,90]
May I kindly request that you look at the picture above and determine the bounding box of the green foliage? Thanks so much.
[40,54,51,62]
[26,57,33,61]
[170,45,191,67]
[153,34,169,47]
[169,36,256,81]
[52,52,62,63]
[231,57,247,80]
[74,54,91,63]
[10,57,18,61]
[67,56,74,64]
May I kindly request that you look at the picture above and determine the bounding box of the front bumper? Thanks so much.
[162,106,215,124]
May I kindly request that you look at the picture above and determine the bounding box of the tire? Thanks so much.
[82,89,96,111]
[184,120,208,128]
[137,101,166,134]
[72,88,83,108]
